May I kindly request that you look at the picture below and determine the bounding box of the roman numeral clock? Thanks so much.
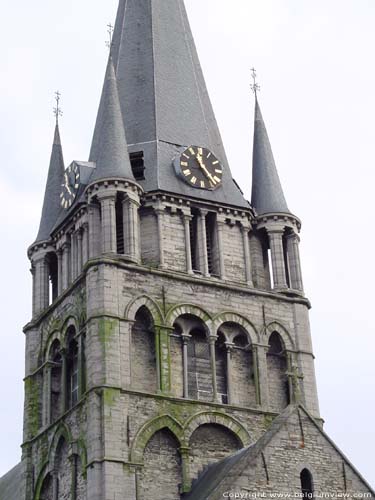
[174,146,223,190]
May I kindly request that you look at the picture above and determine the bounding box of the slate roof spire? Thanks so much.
[35,123,65,242]
[92,0,248,208]
[89,56,135,183]
[251,98,290,215]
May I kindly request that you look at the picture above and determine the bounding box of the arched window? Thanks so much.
[39,473,53,500]
[66,328,79,409]
[54,438,72,499]
[131,307,157,392]
[189,423,242,482]
[47,252,58,304]
[139,429,182,499]
[217,322,257,408]
[188,327,212,401]
[267,331,289,411]
[49,340,62,422]
[301,468,314,499]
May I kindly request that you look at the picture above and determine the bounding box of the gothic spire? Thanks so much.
[35,124,65,242]
[92,0,248,207]
[251,98,290,215]
[89,56,135,183]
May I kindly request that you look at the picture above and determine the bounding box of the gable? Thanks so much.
[187,406,374,500]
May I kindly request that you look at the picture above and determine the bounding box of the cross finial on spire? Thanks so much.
[106,23,114,52]
[53,91,63,124]
[251,67,260,96]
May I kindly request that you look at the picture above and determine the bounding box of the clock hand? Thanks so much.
[196,155,217,185]
[64,174,72,195]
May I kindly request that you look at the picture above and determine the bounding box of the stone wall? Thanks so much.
[139,429,182,500]
[189,424,242,482]
[206,408,374,500]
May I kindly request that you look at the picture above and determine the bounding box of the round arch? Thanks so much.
[265,321,295,351]
[166,304,212,329]
[61,316,80,348]
[183,411,251,448]
[210,312,259,345]
[33,462,50,500]
[48,422,73,466]
[125,295,164,325]
[43,331,62,362]
[130,415,184,463]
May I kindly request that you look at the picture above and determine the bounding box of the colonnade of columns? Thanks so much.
[30,197,304,318]
[88,189,140,262]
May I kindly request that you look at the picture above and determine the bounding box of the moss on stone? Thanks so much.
[25,376,40,437]
[103,387,120,408]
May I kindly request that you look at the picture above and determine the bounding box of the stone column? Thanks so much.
[241,224,254,286]
[31,265,36,317]
[252,346,261,406]
[180,447,192,493]
[78,335,85,399]
[82,223,89,266]
[123,195,140,262]
[77,229,83,275]
[199,210,210,277]
[209,335,219,402]
[183,214,194,274]
[99,194,117,254]
[182,334,191,398]
[256,344,269,409]
[216,220,226,280]
[88,203,102,258]
[286,232,304,291]
[57,249,63,295]
[156,207,166,268]
[71,231,77,282]
[158,327,171,394]
[61,348,68,412]
[70,452,78,500]
[225,342,234,405]
[43,364,52,426]
[52,471,59,500]
[267,229,288,290]
[34,256,49,314]
[62,242,71,290]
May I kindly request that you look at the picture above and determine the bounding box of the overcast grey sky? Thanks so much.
[0,0,374,487]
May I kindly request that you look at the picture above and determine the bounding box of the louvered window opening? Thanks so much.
[187,335,213,401]
[116,196,124,254]
[190,212,199,272]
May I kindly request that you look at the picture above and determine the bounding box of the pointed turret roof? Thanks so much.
[35,124,65,242]
[89,56,135,183]
[251,99,290,215]
[90,0,248,208]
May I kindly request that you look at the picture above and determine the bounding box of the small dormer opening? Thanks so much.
[47,252,58,304]
[190,209,200,272]
[130,151,145,181]
[301,469,314,499]
[206,212,219,276]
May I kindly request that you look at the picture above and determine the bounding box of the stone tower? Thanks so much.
[7,1,372,499]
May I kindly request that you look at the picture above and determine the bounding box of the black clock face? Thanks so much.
[60,163,80,209]
[176,146,223,190]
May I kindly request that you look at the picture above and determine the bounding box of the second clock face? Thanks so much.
[176,146,223,190]
[60,163,80,209]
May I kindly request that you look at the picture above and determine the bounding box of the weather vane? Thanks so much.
[106,23,114,52]
[53,91,63,124]
[250,67,260,96]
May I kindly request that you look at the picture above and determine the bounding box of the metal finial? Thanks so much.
[250,67,260,96]
[53,91,63,124]
[106,23,114,52]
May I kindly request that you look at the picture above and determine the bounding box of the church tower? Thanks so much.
[17,1,373,500]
